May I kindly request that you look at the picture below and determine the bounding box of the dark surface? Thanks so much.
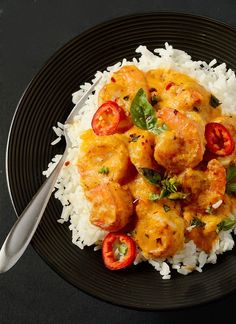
[6,12,236,311]
[1,0,236,323]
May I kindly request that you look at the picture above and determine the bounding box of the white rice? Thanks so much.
[44,43,236,278]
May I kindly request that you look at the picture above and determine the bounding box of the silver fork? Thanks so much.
[0,78,100,273]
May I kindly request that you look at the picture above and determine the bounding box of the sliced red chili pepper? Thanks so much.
[166,82,175,91]
[205,122,235,156]
[92,101,131,136]
[102,233,136,270]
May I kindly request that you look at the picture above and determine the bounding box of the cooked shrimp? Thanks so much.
[128,174,159,201]
[125,126,156,170]
[198,159,226,209]
[78,130,130,190]
[179,159,226,211]
[78,67,233,259]
[154,108,205,173]
[187,226,218,253]
[134,200,184,259]
[86,182,133,232]
[183,207,224,252]
[146,68,221,121]
[99,65,149,114]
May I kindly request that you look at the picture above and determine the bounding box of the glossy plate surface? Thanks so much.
[6,13,236,310]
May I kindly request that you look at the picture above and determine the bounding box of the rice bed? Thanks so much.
[43,43,236,279]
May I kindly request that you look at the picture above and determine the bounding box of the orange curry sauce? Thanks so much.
[77,65,236,257]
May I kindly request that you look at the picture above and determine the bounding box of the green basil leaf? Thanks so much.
[168,192,189,200]
[98,166,109,174]
[217,218,236,231]
[139,168,161,185]
[149,192,160,201]
[161,177,178,193]
[130,88,157,130]
[191,217,205,227]
[159,188,169,199]
[130,88,168,136]
[226,164,236,194]
[163,204,171,212]
[226,182,236,194]
[226,163,236,182]
[206,206,213,214]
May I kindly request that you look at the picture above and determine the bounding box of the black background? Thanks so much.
[1,1,236,323]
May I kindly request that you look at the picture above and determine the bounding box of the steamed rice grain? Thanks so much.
[44,43,236,279]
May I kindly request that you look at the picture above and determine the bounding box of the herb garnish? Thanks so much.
[226,163,236,194]
[141,171,188,200]
[129,133,141,143]
[168,192,189,200]
[226,182,236,194]
[98,166,109,175]
[130,88,167,135]
[163,204,171,212]
[210,94,221,108]
[139,168,161,185]
[217,218,236,232]
[159,177,178,198]
[191,217,205,227]
[159,178,188,200]
[206,206,213,214]
[149,192,160,201]
[226,163,236,182]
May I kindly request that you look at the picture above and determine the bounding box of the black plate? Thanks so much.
[6,12,236,310]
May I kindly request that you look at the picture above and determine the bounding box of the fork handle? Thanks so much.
[0,154,65,273]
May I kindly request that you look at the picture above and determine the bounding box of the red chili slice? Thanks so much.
[92,101,131,136]
[205,122,235,156]
[102,233,136,270]
[166,82,175,91]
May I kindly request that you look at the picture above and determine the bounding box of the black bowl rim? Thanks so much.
[5,11,236,311]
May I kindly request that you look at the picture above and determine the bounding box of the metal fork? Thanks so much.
[0,78,100,273]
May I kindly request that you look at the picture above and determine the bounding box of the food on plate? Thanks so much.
[44,44,236,278]
[205,122,235,156]
[154,107,205,173]
[91,101,132,135]
[86,182,133,232]
[99,65,149,114]
[134,199,184,259]
[102,233,136,270]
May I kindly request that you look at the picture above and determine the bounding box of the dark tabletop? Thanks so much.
[1,0,236,323]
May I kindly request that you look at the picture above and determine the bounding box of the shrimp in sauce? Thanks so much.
[99,65,149,114]
[86,182,133,232]
[179,159,226,211]
[154,108,205,173]
[134,200,184,259]
[76,64,236,262]
[146,68,221,121]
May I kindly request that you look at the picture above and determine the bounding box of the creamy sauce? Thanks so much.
[77,65,236,256]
